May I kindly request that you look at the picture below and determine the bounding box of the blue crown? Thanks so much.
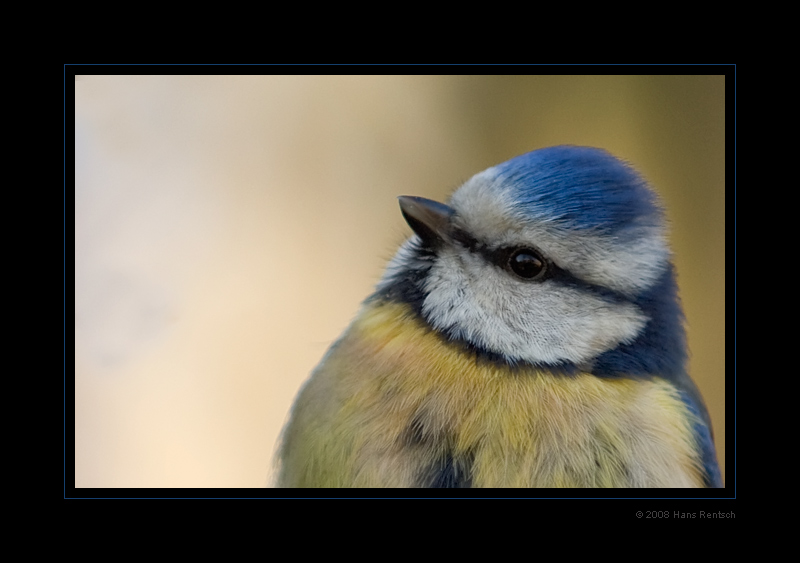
[493,146,664,238]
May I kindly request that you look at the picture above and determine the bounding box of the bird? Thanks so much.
[276,145,722,488]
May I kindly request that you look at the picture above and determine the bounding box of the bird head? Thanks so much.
[375,146,686,376]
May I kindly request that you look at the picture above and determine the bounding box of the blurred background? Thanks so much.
[74,75,725,488]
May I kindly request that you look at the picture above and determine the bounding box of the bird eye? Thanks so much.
[507,248,547,280]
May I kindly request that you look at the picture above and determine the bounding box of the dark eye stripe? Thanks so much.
[450,230,551,283]
[450,228,480,252]
[450,230,629,302]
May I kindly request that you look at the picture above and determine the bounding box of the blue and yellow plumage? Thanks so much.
[277,146,722,488]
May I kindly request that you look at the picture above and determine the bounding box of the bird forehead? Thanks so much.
[448,168,520,238]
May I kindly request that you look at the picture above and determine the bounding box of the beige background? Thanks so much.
[74,75,726,488]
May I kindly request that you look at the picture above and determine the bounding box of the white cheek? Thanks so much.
[422,251,647,365]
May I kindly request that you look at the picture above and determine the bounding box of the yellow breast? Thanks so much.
[278,301,706,488]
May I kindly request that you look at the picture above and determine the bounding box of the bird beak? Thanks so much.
[398,196,455,246]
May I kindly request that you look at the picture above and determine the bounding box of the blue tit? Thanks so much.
[276,145,722,488]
